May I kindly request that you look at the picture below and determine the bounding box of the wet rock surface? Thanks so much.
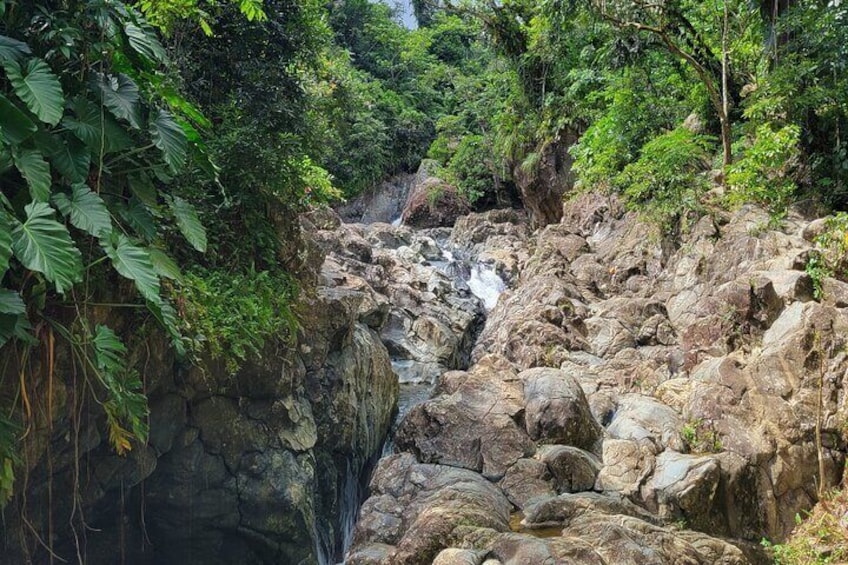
[348,193,848,564]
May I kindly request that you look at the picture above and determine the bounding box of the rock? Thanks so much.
[336,173,418,224]
[433,548,489,565]
[536,445,601,493]
[395,366,535,479]
[402,177,471,228]
[498,458,556,509]
[349,454,512,565]
[520,367,602,450]
[512,137,578,227]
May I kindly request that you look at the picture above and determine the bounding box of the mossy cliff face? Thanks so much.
[1,224,398,565]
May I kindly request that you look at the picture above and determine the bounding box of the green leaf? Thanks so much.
[49,136,91,183]
[0,148,11,175]
[0,35,31,63]
[0,289,25,315]
[239,0,267,21]
[64,97,132,153]
[11,202,83,294]
[169,196,206,252]
[0,313,34,348]
[12,148,51,202]
[102,234,160,303]
[124,22,166,63]
[147,298,185,357]
[148,248,182,281]
[150,109,187,172]
[3,58,64,126]
[94,73,141,129]
[0,93,36,144]
[53,183,112,237]
[128,173,157,206]
[122,198,157,241]
[0,213,11,275]
[93,324,127,373]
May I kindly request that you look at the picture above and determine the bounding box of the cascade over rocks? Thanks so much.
[347,192,848,565]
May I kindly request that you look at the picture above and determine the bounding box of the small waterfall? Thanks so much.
[391,216,402,227]
[337,460,359,562]
[467,263,506,311]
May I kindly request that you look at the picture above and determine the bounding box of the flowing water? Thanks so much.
[333,225,507,563]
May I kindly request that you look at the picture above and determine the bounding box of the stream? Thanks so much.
[332,217,507,563]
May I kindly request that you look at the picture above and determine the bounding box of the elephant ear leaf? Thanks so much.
[0,212,12,276]
[3,58,64,126]
[94,72,141,129]
[169,196,206,252]
[101,234,160,303]
[53,183,112,237]
[12,148,51,202]
[11,202,83,294]
[150,109,187,172]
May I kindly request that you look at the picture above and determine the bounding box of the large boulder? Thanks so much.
[402,177,471,229]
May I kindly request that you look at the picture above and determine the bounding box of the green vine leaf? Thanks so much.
[150,108,187,172]
[148,247,183,281]
[169,196,206,252]
[11,202,83,294]
[0,35,31,63]
[53,183,112,237]
[49,136,91,183]
[0,313,34,348]
[147,297,185,357]
[12,148,51,202]
[122,198,157,241]
[0,93,36,144]
[124,22,167,63]
[102,234,160,303]
[94,73,142,129]
[93,324,127,373]
[0,212,11,276]
[3,58,64,126]
[0,289,25,315]
[63,97,132,153]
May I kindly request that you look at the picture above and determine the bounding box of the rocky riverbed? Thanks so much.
[336,191,848,565]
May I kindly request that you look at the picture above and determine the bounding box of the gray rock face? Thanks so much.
[4,216,399,565]
[349,194,848,565]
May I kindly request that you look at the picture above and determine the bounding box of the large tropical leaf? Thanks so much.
[128,173,157,206]
[150,109,187,172]
[0,289,25,315]
[122,198,157,241]
[0,35,31,63]
[50,136,90,183]
[94,73,141,129]
[0,93,36,144]
[11,202,83,294]
[0,212,11,275]
[63,97,132,153]
[124,22,166,63]
[0,148,11,175]
[169,196,206,252]
[3,58,64,126]
[148,247,182,281]
[93,324,127,373]
[102,234,159,303]
[12,148,51,202]
[53,183,112,237]
[0,313,34,348]
[147,298,185,357]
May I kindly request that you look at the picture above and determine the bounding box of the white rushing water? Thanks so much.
[390,216,402,227]
[467,263,505,311]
